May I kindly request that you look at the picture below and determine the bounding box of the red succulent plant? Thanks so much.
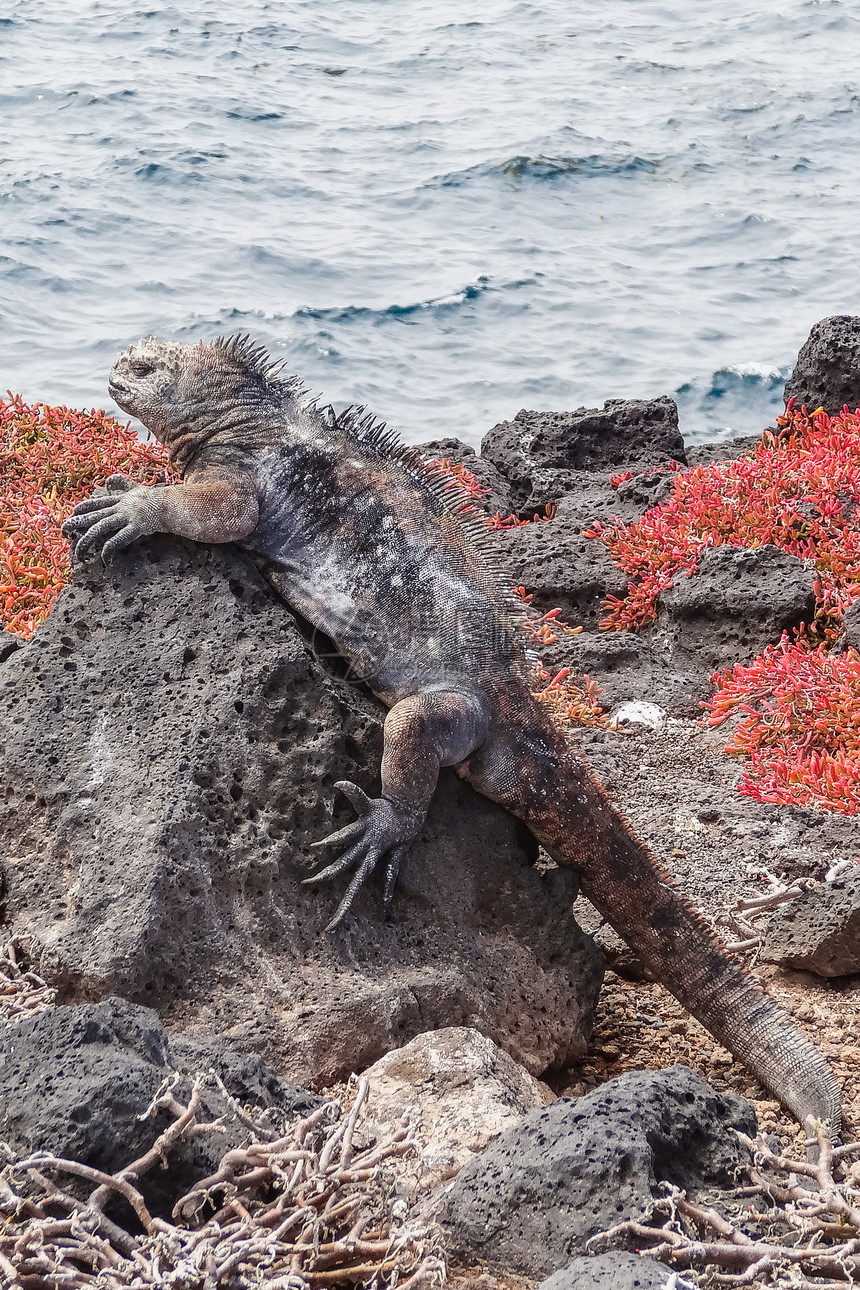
[0,394,173,639]
[589,402,860,813]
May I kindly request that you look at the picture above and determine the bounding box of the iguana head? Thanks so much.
[109,334,291,470]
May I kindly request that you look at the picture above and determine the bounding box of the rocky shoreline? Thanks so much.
[2,317,860,1288]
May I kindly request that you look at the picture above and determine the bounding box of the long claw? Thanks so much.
[308,819,364,852]
[74,514,126,561]
[324,849,383,931]
[307,783,417,928]
[302,838,367,885]
[101,526,140,561]
[62,506,119,538]
[63,495,120,520]
[383,845,407,907]
[334,780,371,815]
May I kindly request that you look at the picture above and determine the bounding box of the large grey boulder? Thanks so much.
[759,869,860,977]
[361,1026,554,1188]
[436,1065,755,1279]
[0,535,602,1084]
[0,996,320,1215]
[784,315,860,414]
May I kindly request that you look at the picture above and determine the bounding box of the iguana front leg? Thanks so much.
[62,471,259,559]
[308,689,489,930]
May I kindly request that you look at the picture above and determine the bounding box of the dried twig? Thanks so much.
[721,870,817,953]
[0,1073,444,1289]
[0,939,55,1024]
[588,1117,860,1287]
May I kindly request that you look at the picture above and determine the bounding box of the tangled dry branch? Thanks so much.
[0,1074,444,1290]
[591,1119,860,1287]
[0,940,55,1025]
[720,869,817,956]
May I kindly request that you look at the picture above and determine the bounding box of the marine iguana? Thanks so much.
[63,334,841,1131]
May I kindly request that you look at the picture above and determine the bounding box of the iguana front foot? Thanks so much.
[62,475,158,561]
[305,780,421,930]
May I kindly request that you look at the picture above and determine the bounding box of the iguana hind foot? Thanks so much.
[304,780,414,930]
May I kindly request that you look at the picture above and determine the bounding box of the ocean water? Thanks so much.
[1,0,860,449]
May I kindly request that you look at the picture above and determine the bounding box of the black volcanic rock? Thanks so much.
[437,1065,754,1278]
[481,398,686,511]
[489,520,630,631]
[759,870,860,977]
[652,543,818,680]
[784,315,860,414]
[492,512,817,715]
[0,535,602,1084]
[843,597,860,652]
[0,996,319,1215]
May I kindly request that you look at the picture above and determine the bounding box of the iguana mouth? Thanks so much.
[108,377,134,411]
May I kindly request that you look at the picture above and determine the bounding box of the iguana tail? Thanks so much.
[569,807,841,1131]
[461,717,841,1131]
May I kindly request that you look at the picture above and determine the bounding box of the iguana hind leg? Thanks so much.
[306,689,489,930]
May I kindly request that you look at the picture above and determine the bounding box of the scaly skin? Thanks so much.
[64,334,842,1131]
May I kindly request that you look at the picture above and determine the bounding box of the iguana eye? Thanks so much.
[129,360,156,378]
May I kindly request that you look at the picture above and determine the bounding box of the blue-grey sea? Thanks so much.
[2,1,860,448]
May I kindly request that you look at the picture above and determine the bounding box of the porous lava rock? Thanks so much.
[538,1252,675,1290]
[559,541,816,716]
[492,522,817,716]
[759,869,860,977]
[784,315,860,414]
[490,519,630,630]
[541,628,662,713]
[436,1064,755,1279]
[842,598,860,652]
[652,543,818,680]
[361,1026,554,1188]
[481,398,686,512]
[610,466,677,519]
[0,996,319,1215]
[686,435,760,468]
[0,535,602,1083]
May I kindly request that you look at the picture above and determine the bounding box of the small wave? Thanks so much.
[225,108,284,121]
[720,363,784,382]
[676,363,791,436]
[176,307,294,336]
[722,101,771,116]
[426,153,661,189]
[677,362,788,402]
[292,275,534,325]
